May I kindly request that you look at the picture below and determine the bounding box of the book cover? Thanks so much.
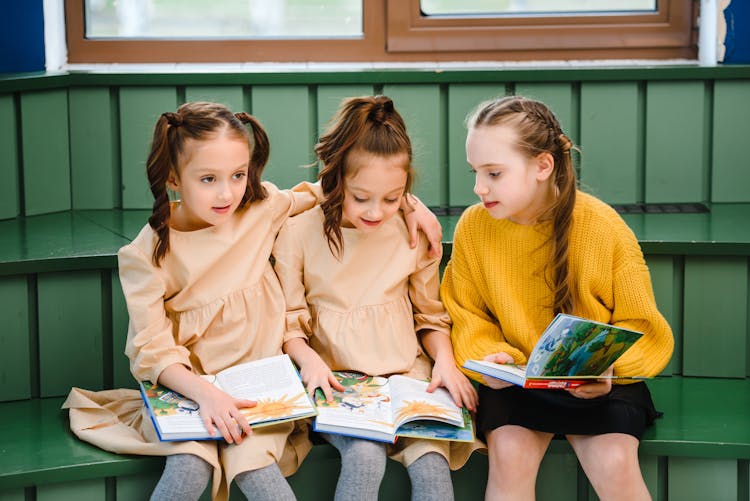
[140,354,317,441]
[463,313,644,389]
[312,371,473,443]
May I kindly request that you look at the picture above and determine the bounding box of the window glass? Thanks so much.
[84,0,363,39]
[421,0,657,16]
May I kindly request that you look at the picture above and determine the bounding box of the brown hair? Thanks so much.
[468,95,577,314]
[146,101,270,266]
[315,95,414,257]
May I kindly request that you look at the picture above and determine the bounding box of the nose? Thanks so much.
[473,175,488,196]
[217,180,232,201]
[366,202,384,219]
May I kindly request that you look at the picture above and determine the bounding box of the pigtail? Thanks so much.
[549,133,576,314]
[234,112,269,206]
[146,113,179,266]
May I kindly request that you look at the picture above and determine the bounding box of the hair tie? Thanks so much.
[162,112,182,127]
[557,133,572,153]
[234,112,251,124]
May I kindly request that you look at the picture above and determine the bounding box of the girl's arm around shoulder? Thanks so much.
[118,240,192,385]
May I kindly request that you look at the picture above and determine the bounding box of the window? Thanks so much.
[65,0,696,63]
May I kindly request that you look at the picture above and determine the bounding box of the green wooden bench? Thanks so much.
[1,205,750,500]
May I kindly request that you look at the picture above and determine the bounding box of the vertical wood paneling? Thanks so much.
[645,81,706,203]
[20,89,71,215]
[69,87,117,209]
[119,87,178,209]
[0,276,30,401]
[712,80,750,202]
[112,271,135,389]
[683,256,747,377]
[383,84,445,207]
[0,489,26,500]
[115,472,162,501]
[667,458,737,500]
[36,478,107,501]
[536,447,578,501]
[184,85,244,111]
[446,84,506,208]
[579,82,640,204]
[251,86,316,188]
[0,94,20,219]
[646,255,682,375]
[38,271,104,397]
[515,83,576,144]
[640,455,662,501]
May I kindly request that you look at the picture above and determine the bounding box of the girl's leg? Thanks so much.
[407,451,454,501]
[485,425,553,501]
[235,462,296,501]
[323,433,387,501]
[150,453,211,501]
[567,433,650,501]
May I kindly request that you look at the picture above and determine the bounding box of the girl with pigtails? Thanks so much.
[441,96,674,501]
[273,95,481,501]
[64,101,442,501]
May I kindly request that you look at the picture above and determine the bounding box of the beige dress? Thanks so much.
[64,182,320,501]
[273,206,481,469]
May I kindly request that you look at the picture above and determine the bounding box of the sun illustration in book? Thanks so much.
[394,400,451,422]
[241,392,308,421]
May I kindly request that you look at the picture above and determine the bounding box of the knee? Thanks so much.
[341,440,387,472]
[592,444,638,476]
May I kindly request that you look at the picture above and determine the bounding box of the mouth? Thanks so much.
[360,218,381,227]
[483,201,499,209]
[212,205,232,214]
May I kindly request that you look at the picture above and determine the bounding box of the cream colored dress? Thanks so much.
[273,206,482,469]
[64,182,320,501]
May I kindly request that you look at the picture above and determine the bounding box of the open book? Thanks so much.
[140,354,317,441]
[313,371,474,444]
[463,313,645,389]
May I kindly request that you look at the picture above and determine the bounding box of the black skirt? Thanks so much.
[476,382,660,440]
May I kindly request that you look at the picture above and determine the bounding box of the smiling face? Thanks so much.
[167,131,250,231]
[466,124,555,225]
[341,150,409,233]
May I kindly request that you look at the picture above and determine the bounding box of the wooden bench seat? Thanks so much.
[1,376,748,499]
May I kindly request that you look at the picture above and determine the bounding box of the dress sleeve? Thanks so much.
[440,217,526,383]
[272,219,314,344]
[286,181,324,216]
[119,243,192,384]
[409,236,451,337]
[608,227,675,378]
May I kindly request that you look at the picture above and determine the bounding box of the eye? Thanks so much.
[385,198,400,204]
[488,171,501,178]
[353,196,368,203]
[200,175,215,183]
[232,171,247,181]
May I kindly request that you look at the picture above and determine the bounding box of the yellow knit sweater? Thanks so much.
[441,191,674,385]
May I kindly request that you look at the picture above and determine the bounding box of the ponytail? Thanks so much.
[146,113,179,266]
[234,112,270,207]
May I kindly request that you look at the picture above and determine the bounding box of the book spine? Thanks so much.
[523,380,586,389]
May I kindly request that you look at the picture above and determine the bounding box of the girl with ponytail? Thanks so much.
[441,96,674,500]
[273,95,480,501]
[65,101,442,501]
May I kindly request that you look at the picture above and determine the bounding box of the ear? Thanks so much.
[534,152,555,182]
[166,171,179,192]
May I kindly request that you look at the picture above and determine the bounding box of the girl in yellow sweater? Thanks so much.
[441,96,674,501]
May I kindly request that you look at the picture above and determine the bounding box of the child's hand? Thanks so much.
[481,352,516,390]
[298,354,344,403]
[402,194,443,257]
[195,384,256,444]
[568,365,614,399]
[427,357,478,412]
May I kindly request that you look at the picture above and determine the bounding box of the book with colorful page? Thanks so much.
[139,354,317,441]
[312,371,474,444]
[463,313,646,389]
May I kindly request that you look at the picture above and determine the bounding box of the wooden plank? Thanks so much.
[184,85,244,111]
[0,276,30,401]
[69,87,117,209]
[0,94,20,219]
[447,84,506,208]
[20,89,71,215]
[115,472,162,501]
[536,446,578,501]
[251,86,316,188]
[38,271,104,397]
[645,255,682,375]
[37,478,106,501]
[712,80,750,202]
[667,458,737,500]
[0,488,26,500]
[383,84,445,207]
[112,271,135,389]
[645,81,706,203]
[119,87,178,209]
[579,82,640,205]
[683,257,747,377]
